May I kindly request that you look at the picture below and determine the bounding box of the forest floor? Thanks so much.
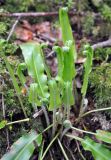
[0,3,111,160]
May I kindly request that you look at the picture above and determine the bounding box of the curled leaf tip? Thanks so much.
[61,7,68,12]
[62,46,70,52]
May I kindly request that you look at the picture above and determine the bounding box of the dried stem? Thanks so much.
[0,11,92,18]
[7,16,21,41]
[81,107,111,118]
[92,39,111,50]
[7,118,30,126]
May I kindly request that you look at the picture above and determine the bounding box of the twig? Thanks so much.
[46,51,55,58]
[39,34,56,43]
[0,11,92,18]
[7,16,21,41]
[33,109,43,118]
[7,118,30,126]
[92,39,111,50]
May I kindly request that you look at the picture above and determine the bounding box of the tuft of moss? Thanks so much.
[89,63,111,116]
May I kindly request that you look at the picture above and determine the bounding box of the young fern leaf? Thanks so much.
[1,131,42,160]
[20,42,49,99]
[59,7,77,61]
[29,83,41,107]
[48,79,61,111]
[17,63,27,86]
[48,79,61,136]
[81,137,111,160]
[63,82,74,119]
[62,41,76,82]
[81,45,93,97]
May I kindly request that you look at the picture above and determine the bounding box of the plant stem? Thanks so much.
[42,105,50,126]
[58,139,69,160]
[7,118,30,125]
[52,107,57,137]
[66,134,83,142]
[18,96,28,118]
[71,126,96,136]
[79,96,85,117]
[66,88,70,120]
[81,107,111,118]
[42,124,53,133]
[60,127,70,140]
[38,141,44,160]
[41,132,60,160]
[75,140,86,160]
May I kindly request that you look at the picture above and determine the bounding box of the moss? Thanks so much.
[89,63,111,116]
[0,22,7,35]
[0,40,32,117]
[94,47,111,61]
[5,90,32,116]
[82,11,94,36]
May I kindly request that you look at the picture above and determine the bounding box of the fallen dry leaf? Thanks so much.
[15,27,33,41]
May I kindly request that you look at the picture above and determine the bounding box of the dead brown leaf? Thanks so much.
[15,27,33,41]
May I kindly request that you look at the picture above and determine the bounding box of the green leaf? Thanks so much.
[62,41,76,82]
[63,82,74,106]
[48,79,61,111]
[20,42,49,99]
[96,130,111,144]
[59,7,77,61]
[1,131,42,160]
[17,63,26,86]
[81,137,111,160]
[81,45,93,96]
[63,82,74,119]
[29,83,41,107]
[0,120,7,129]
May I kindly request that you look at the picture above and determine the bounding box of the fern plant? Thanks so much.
[1,7,111,160]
